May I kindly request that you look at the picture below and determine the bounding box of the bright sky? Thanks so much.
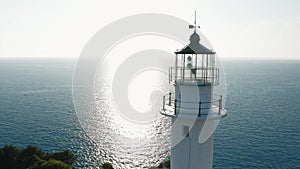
[0,0,299,59]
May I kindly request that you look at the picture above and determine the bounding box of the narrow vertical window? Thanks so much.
[183,126,190,138]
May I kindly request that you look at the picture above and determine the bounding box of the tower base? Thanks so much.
[171,118,218,169]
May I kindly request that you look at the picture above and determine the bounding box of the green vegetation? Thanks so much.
[101,162,114,169]
[157,159,170,169]
[29,157,72,169]
[99,160,171,169]
[0,144,170,169]
[148,159,171,169]
[0,145,76,169]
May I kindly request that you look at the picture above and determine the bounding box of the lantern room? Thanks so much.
[170,30,219,86]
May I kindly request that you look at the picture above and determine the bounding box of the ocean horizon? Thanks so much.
[0,58,299,168]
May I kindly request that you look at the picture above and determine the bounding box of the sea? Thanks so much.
[0,58,299,169]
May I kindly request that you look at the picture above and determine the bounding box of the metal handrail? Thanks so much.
[162,93,223,117]
[169,67,219,85]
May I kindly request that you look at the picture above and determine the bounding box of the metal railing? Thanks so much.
[162,92,223,117]
[169,67,219,85]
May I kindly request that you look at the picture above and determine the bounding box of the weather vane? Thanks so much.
[189,10,200,32]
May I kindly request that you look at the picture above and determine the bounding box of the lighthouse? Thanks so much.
[160,13,227,169]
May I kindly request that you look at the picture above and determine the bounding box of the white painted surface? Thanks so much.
[175,84,213,117]
[171,117,216,169]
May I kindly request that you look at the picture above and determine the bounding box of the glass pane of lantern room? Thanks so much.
[176,54,182,79]
[177,54,182,68]
[184,54,193,80]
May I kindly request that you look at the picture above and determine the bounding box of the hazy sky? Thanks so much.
[0,0,299,59]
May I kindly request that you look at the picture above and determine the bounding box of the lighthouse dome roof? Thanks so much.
[190,32,200,43]
[175,32,215,55]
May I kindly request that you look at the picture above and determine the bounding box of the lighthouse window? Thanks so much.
[183,126,190,138]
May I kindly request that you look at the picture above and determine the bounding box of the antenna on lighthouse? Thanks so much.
[189,10,200,32]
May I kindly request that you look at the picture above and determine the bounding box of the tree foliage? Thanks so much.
[0,145,20,169]
[156,159,170,169]
[45,150,76,165]
[101,162,114,169]
[0,145,75,169]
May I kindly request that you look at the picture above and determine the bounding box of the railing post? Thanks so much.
[182,67,185,82]
[163,96,165,110]
[217,69,219,85]
[169,67,171,82]
[174,99,177,115]
[219,95,222,114]
[169,92,172,105]
[175,54,178,80]
[198,101,201,117]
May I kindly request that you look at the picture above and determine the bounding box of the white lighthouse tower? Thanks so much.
[160,14,227,169]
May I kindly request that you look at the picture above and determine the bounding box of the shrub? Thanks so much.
[0,145,20,169]
[102,162,114,169]
[46,150,76,165]
[0,145,75,169]
[18,145,45,168]
[157,159,170,169]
